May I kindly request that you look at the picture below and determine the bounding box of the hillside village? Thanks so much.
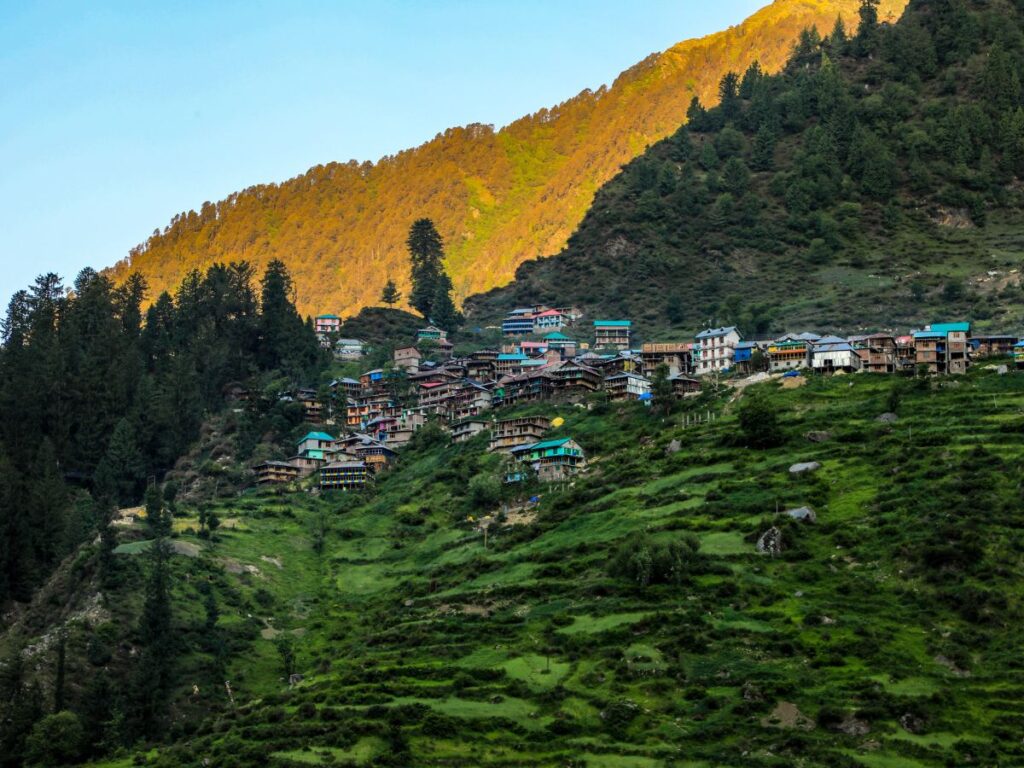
[261,305,1024,494]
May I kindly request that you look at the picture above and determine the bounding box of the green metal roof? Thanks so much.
[593,320,632,327]
[297,431,335,444]
[929,322,971,333]
[544,332,571,340]
[528,437,574,451]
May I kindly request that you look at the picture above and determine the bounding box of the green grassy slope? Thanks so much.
[83,365,1024,767]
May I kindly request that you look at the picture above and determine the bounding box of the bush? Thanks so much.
[25,711,86,766]
[610,533,701,587]
[738,395,783,449]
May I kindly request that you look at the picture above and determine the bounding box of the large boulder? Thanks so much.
[785,506,816,522]
[877,412,899,424]
[757,526,783,555]
[805,430,832,443]
[789,461,821,475]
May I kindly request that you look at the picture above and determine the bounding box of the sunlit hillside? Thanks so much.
[109,0,907,317]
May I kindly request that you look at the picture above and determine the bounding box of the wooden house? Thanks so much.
[1015,341,1024,369]
[488,416,550,453]
[451,418,490,443]
[496,352,529,376]
[319,461,369,491]
[512,437,587,482]
[352,440,397,473]
[640,342,691,378]
[694,327,742,375]
[549,360,602,393]
[669,374,701,395]
[972,334,1018,358]
[493,370,556,407]
[593,320,632,350]
[604,371,651,401]
[254,461,300,486]
[296,388,323,423]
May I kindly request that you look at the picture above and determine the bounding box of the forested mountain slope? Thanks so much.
[108,0,905,317]
[468,0,1024,339]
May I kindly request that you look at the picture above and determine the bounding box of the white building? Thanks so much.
[694,327,742,375]
[810,337,863,373]
[334,338,365,360]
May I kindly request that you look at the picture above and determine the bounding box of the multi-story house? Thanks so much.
[488,416,550,453]
[1015,340,1024,369]
[532,308,567,333]
[543,332,577,358]
[549,360,602,393]
[604,371,651,401]
[640,342,691,378]
[501,308,536,336]
[766,333,818,372]
[451,418,490,443]
[496,352,529,376]
[593,320,632,350]
[296,431,336,458]
[319,461,369,491]
[254,461,301,485]
[296,388,323,423]
[510,437,587,482]
[417,325,447,343]
[913,322,970,374]
[394,346,423,373]
[856,333,898,373]
[810,337,863,373]
[694,327,742,375]
[314,314,341,336]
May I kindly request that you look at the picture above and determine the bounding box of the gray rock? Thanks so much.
[757,527,783,556]
[805,430,832,443]
[996,364,1008,375]
[899,713,924,733]
[785,506,816,522]
[288,673,304,687]
[877,412,899,423]
[789,461,821,475]
[665,439,682,455]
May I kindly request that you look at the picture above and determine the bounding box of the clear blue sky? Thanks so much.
[0,0,764,304]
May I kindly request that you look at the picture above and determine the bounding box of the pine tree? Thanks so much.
[430,272,462,331]
[380,279,402,307]
[856,0,881,55]
[95,418,145,507]
[752,125,777,171]
[406,219,445,318]
[718,71,741,120]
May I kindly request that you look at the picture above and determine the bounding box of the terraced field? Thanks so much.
[97,367,1024,766]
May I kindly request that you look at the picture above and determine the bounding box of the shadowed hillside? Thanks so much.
[108,0,906,317]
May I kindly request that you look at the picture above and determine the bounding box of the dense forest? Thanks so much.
[107,0,906,318]
[468,0,1024,338]
[0,261,323,607]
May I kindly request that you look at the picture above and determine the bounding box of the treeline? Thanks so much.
[0,259,323,604]
[468,0,1024,335]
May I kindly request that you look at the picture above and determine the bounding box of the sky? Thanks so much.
[0,0,765,305]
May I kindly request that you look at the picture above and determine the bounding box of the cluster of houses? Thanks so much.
[268,308,1023,493]
[254,414,587,492]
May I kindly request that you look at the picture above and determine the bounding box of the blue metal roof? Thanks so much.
[298,431,335,444]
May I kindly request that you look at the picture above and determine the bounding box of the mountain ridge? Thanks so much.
[109,0,907,317]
